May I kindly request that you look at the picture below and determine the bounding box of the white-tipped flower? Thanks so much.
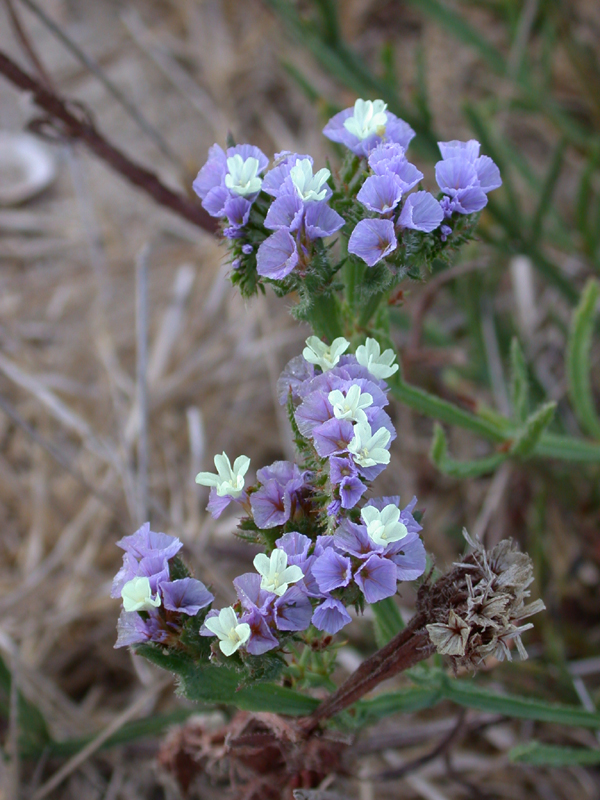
[303,336,350,372]
[253,549,304,597]
[195,452,250,498]
[204,607,251,657]
[328,384,373,424]
[343,99,388,141]
[290,159,331,202]
[224,155,262,196]
[356,337,399,380]
[361,504,408,546]
[121,576,161,613]
[348,421,391,468]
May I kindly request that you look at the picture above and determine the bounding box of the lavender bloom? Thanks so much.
[355,554,398,602]
[357,175,403,214]
[161,578,214,615]
[242,243,253,254]
[304,202,345,240]
[242,607,279,655]
[256,229,299,280]
[117,524,183,562]
[339,475,367,509]
[201,184,230,217]
[223,196,252,229]
[334,520,383,560]
[323,99,415,158]
[193,143,268,218]
[295,390,334,437]
[311,549,353,593]
[264,192,304,232]
[329,456,367,509]
[277,356,315,405]
[398,191,444,232]
[137,555,171,594]
[192,143,226,200]
[251,480,290,528]
[386,533,427,581]
[440,224,452,241]
[312,596,352,634]
[312,417,355,457]
[438,139,481,161]
[234,573,275,615]
[348,219,397,266]
[275,531,311,567]
[369,144,424,193]
[365,495,423,536]
[206,487,246,519]
[115,610,167,648]
[262,152,313,197]
[435,140,501,217]
[274,585,313,631]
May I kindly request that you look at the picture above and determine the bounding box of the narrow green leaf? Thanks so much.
[530,139,566,245]
[0,654,51,755]
[430,423,507,478]
[567,279,600,439]
[509,741,600,766]
[372,597,405,647]
[536,431,600,462]
[442,679,600,728]
[356,686,443,722]
[510,401,557,458]
[509,338,530,424]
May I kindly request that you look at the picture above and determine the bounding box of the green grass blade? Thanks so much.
[431,423,507,477]
[372,597,405,647]
[356,686,443,722]
[509,741,600,766]
[442,679,600,728]
[566,279,600,439]
[510,401,557,458]
[530,138,566,245]
[509,337,530,424]
[0,654,51,756]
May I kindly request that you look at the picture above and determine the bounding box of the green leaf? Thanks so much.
[509,741,600,766]
[509,401,557,458]
[530,139,566,245]
[356,686,443,723]
[567,279,600,439]
[430,423,507,478]
[0,654,51,756]
[372,597,405,647]
[441,679,600,728]
[509,337,530,424]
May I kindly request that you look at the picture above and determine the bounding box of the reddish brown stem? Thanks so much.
[300,615,434,736]
[0,50,218,235]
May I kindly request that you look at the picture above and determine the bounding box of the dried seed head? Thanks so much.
[421,530,545,669]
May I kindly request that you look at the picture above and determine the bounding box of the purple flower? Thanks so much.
[242,607,279,655]
[234,573,275,614]
[256,229,299,280]
[264,193,304,232]
[274,585,313,631]
[311,549,353,593]
[223,196,252,229]
[440,224,452,241]
[277,355,315,405]
[385,533,426,580]
[334,520,382,559]
[304,202,345,240]
[202,184,230,217]
[115,610,167,648]
[312,417,355,457]
[323,101,415,158]
[473,155,502,193]
[312,597,352,634]
[161,578,214,615]
[339,475,367,509]
[355,554,397,602]
[242,243,253,254]
[262,153,313,197]
[275,531,311,567]
[206,487,239,519]
[193,143,268,218]
[435,140,501,217]
[348,219,397,267]
[438,139,481,161]
[357,175,403,214]
[117,524,183,561]
[192,143,226,200]
[251,479,289,528]
[398,191,443,232]
[137,554,171,593]
[295,390,334,437]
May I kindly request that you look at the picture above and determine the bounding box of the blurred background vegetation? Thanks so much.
[0,1,599,798]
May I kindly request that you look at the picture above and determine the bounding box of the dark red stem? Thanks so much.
[0,50,218,235]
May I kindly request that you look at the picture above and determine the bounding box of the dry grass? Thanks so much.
[0,1,599,798]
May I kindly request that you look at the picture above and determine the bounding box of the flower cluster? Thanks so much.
[112,523,213,648]
[190,335,426,655]
[192,98,502,294]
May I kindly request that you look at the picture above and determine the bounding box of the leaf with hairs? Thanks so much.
[509,401,557,458]
[509,741,600,766]
[509,338,530,424]
[430,423,507,478]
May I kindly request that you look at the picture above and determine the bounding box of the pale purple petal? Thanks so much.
[234,573,276,614]
[117,524,183,561]
[202,185,230,217]
[264,193,304,231]
[295,390,334,437]
[348,218,397,267]
[274,585,313,631]
[385,115,417,150]
[224,196,252,228]
[385,532,426,580]
[339,476,367,509]
[242,607,279,654]
[452,186,488,214]
[277,355,315,405]
[312,417,354,457]
[276,531,311,564]
[438,139,480,161]
[399,191,443,232]
[435,158,479,195]
[250,479,289,528]
[355,554,397,602]
[357,175,403,214]
[312,597,352,634]
[161,578,214,615]
[304,202,345,240]
[115,611,167,648]
[138,555,170,593]
[192,144,226,200]
[206,487,238,519]
[111,552,139,598]
[334,520,382,559]
[474,155,502,193]
[256,229,299,280]
[368,142,406,173]
[262,153,312,197]
[311,549,353,593]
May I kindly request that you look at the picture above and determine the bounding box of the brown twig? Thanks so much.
[4,0,55,90]
[0,50,218,235]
